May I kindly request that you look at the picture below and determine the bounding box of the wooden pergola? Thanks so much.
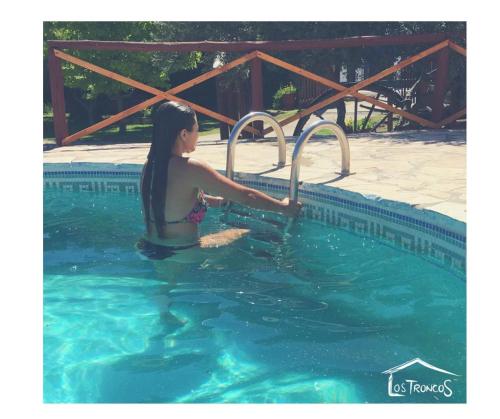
[47,32,466,147]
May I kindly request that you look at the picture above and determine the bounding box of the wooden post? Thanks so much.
[432,46,450,123]
[250,57,264,139]
[47,47,68,146]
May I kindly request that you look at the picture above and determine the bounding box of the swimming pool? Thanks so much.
[43,165,466,403]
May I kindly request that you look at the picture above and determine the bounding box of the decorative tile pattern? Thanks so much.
[44,179,139,194]
[43,163,466,278]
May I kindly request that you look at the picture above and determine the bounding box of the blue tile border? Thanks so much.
[235,178,465,246]
[43,170,139,178]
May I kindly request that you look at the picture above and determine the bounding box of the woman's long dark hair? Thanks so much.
[140,101,196,238]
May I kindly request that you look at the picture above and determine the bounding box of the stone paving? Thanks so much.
[43,128,466,222]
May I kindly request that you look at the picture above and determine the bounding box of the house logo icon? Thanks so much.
[382,358,459,398]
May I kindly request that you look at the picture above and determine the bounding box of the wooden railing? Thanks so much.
[47,33,465,146]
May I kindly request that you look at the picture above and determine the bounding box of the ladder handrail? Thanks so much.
[226,111,286,180]
[223,113,350,236]
[289,120,350,202]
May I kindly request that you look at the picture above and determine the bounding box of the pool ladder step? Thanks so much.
[224,203,288,228]
[220,202,289,237]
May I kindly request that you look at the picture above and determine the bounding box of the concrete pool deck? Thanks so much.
[43,128,466,223]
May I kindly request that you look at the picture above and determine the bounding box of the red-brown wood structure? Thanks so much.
[47,33,466,147]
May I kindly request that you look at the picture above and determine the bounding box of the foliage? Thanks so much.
[345,115,387,131]
[272,83,297,109]
[43,22,203,100]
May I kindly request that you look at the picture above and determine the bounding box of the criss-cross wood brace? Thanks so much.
[258,39,466,135]
[54,49,261,145]
[52,38,465,146]
[53,49,264,145]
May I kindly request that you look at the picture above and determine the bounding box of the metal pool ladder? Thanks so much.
[221,111,351,238]
[225,111,287,180]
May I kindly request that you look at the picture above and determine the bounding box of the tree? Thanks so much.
[159,21,465,108]
[43,22,203,132]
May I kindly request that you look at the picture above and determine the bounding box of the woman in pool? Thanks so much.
[136,100,302,259]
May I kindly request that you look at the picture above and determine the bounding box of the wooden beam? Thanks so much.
[257,41,449,134]
[448,40,466,57]
[46,32,462,52]
[437,108,466,127]
[53,50,261,145]
[47,47,68,146]
[432,47,450,122]
[54,49,257,98]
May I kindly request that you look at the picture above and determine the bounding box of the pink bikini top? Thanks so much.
[149,189,208,225]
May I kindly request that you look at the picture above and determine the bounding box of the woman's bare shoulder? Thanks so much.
[185,156,248,197]
[185,157,217,177]
[186,156,210,169]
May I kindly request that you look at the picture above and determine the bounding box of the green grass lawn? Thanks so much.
[43,114,221,146]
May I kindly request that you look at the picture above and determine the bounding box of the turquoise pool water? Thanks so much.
[43,188,466,403]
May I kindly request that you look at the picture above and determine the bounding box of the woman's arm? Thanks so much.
[188,158,289,215]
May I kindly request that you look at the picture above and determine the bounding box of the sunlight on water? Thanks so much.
[43,188,466,403]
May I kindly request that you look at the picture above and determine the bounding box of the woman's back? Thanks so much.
[143,155,202,245]
[141,155,252,251]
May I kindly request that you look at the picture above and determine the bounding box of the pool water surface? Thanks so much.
[43,188,466,403]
